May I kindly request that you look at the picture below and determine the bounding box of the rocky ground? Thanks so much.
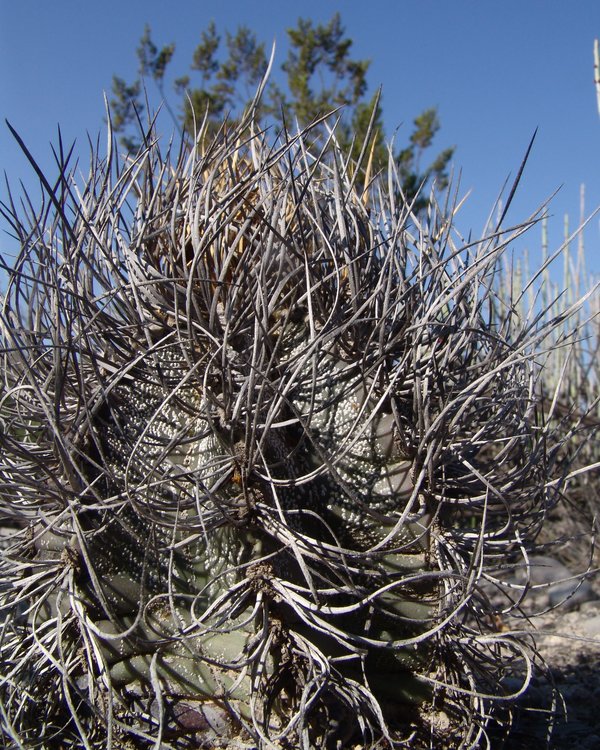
[498,564,600,749]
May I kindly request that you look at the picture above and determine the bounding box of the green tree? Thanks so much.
[110,14,453,207]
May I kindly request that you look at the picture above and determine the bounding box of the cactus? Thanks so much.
[0,103,585,748]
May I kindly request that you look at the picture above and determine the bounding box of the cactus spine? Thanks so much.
[0,107,577,748]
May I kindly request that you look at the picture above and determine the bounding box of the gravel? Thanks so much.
[500,574,600,748]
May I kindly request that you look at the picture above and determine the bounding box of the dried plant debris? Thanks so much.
[0,100,596,748]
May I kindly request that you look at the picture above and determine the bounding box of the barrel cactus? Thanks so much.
[0,105,576,748]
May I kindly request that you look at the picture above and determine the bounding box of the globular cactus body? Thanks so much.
[0,106,567,748]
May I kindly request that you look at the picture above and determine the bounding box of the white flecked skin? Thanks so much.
[0,109,566,749]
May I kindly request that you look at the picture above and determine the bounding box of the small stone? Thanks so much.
[580,615,600,638]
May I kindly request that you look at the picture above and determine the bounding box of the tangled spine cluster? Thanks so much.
[0,106,577,748]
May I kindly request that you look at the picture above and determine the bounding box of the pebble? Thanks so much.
[514,555,595,611]
[580,615,600,638]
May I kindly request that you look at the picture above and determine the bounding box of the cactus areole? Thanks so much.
[1,100,556,748]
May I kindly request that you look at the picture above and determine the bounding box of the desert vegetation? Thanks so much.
[0,25,600,750]
[0,70,598,750]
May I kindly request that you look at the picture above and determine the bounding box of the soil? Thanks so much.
[499,572,600,749]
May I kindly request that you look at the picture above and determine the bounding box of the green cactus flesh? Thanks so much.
[0,114,555,748]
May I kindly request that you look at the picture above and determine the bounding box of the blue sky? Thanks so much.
[2,0,600,276]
